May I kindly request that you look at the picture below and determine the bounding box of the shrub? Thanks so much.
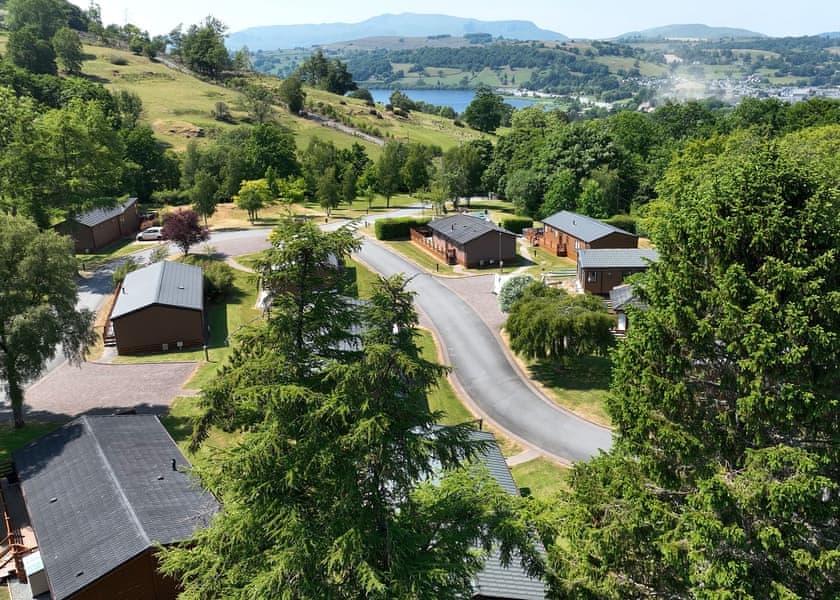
[112,257,140,287]
[500,216,533,234]
[109,55,128,66]
[498,275,534,312]
[374,217,431,240]
[202,261,235,301]
[603,214,637,234]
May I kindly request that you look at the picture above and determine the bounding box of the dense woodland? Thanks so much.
[1,0,839,598]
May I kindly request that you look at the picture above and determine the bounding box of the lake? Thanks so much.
[368,89,536,114]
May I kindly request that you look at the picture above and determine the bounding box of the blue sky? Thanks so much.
[77,0,839,38]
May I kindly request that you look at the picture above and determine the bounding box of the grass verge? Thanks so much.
[526,354,612,426]
[0,422,62,464]
[510,458,570,499]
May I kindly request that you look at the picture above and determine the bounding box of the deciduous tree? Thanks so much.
[0,215,96,428]
[161,208,209,255]
[506,282,614,363]
[51,26,83,74]
[234,178,272,223]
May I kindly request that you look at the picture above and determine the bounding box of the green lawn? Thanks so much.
[160,395,238,462]
[521,246,576,278]
[384,240,456,274]
[0,422,62,464]
[510,458,570,499]
[77,237,148,270]
[525,355,613,426]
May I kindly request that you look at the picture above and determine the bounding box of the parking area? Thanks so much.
[1,361,198,424]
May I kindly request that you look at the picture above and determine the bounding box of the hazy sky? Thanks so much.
[75,0,838,38]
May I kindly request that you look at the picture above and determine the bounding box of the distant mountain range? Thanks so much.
[617,24,767,40]
[819,31,840,38]
[226,13,567,51]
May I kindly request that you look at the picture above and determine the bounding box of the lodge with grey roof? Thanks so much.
[54,198,139,253]
[11,415,218,600]
[110,261,205,355]
[527,210,637,262]
[577,248,659,295]
[411,214,517,268]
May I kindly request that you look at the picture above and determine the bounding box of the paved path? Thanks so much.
[356,239,613,462]
[2,361,197,423]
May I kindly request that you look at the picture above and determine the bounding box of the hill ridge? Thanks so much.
[616,23,767,40]
[227,13,567,51]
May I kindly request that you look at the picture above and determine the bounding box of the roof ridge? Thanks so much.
[153,260,168,305]
[81,416,151,547]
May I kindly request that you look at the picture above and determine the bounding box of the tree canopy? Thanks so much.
[161,208,209,255]
[548,131,840,598]
[161,222,543,597]
[0,214,95,428]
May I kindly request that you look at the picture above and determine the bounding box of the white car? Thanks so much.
[137,226,163,241]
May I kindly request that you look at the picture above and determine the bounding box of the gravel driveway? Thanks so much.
[1,361,198,424]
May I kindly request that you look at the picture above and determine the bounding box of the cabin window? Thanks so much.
[586,271,598,283]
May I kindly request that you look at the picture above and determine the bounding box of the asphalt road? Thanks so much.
[12,215,613,462]
[356,239,613,462]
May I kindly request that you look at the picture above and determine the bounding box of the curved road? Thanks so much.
[19,220,612,462]
[355,239,613,462]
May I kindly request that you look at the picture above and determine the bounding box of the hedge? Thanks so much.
[500,216,533,234]
[375,217,431,240]
[603,214,637,234]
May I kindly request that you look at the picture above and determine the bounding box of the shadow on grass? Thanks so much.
[528,355,613,392]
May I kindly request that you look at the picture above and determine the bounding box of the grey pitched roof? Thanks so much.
[470,430,547,600]
[13,415,218,600]
[111,261,203,320]
[577,248,659,270]
[428,214,516,246]
[74,198,137,228]
[542,210,635,243]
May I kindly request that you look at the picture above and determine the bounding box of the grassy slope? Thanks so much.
[79,45,475,156]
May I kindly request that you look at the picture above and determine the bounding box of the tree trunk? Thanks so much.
[6,364,25,429]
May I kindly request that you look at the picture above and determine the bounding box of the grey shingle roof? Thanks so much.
[470,430,547,600]
[111,261,203,320]
[542,210,635,243]
[74,198,137,228]
[13,415,218,600]
[577,248,659,270]
[428,214,516,246]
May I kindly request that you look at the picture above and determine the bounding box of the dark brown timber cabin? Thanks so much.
[12,415,218,600]
[54,198,139,253]
[110,261,205,355]
[576,248,659,295]
[413,214,517,267]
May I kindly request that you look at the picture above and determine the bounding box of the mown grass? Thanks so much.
[526,355,613,426]
[0,422,62,464]
[510,458,570,499]
[76,237,148,270]
[520,246,577,278]
[384,240,456,274]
